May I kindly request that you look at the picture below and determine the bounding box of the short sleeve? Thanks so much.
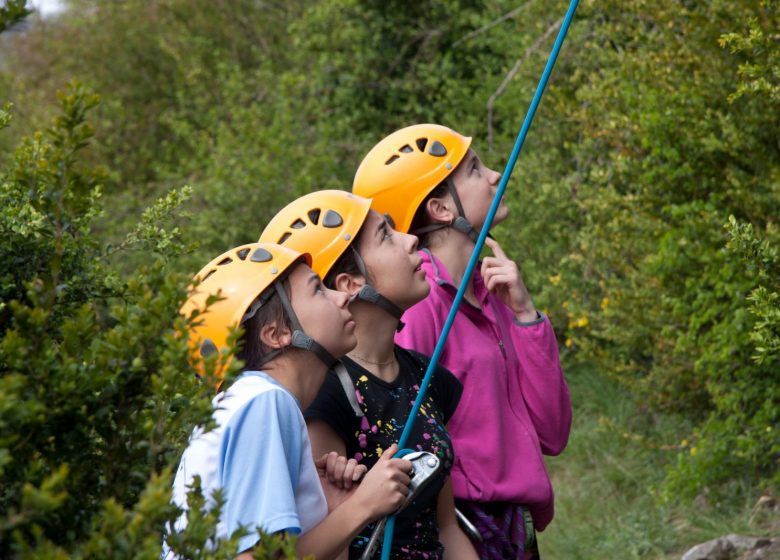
[303,370,359,445]
[219,389,304,553]
[405,350,463,424]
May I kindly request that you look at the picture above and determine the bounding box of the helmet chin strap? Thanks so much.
[349,246,406,332]
[255,280,338,368]
[411,178,486,245]
[261,280,366,418]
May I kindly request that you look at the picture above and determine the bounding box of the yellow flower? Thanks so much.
[680,439,689,447]
[549,274,561,286]
[565,338,573,348]
[576,317,589,328]
[690,447,698,456]
[600,297,609,310]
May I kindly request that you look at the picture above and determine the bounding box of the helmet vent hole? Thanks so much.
[308,209,321,225]
[278,232,292,244]
[200,338,218,358]
[236,248,250,261]
[202,270,216,282]
[416,138,428,151]
[250,248,273,263]
[218,257,233,266]
[323,210,343,228]
[385,155,399,165]
[428,141,447,157]
[290,218,306,229]
[399,144,413,153]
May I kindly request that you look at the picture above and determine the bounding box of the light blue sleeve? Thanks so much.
[219,388,304,554]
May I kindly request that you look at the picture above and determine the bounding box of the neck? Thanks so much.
[262,351,328,409]
[428,230,478,303]
[347,301,399,382]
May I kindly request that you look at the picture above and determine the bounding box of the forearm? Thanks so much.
[437,479,478,559]
[511,315,572,453]
[440,521,479,559]
[296,501,370,560]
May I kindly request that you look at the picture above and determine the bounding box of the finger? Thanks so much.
[314,454,329,470]
[485,272,517,292]
[484,236,509,260]
[325,452,340,483]
[481,256,500,267]
[353,464,368,481]
[379,443,398,461]
[480,257,498,278]
[342,459,357,489]
[333,455,348,482]
[388,457,413,473]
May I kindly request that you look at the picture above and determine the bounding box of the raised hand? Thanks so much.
[481,237,537,322]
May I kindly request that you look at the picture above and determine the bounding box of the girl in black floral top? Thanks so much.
[260,191,478,559]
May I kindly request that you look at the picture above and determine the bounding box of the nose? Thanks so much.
[402,231,419,253]
[489,167,501,185]
[327,286,350,309]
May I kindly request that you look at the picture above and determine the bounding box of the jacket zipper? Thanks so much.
[498,338,507,358]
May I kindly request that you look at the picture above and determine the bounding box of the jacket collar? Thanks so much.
[420,248,490,308]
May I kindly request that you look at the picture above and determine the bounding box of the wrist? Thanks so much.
[339,492,374,529]
[514,305,538,323]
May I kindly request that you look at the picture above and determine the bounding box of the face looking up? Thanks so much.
[286,263,357,359]
[353,210,430,311]
[447,149,507,230]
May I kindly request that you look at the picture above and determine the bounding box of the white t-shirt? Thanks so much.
[163,371,328,557]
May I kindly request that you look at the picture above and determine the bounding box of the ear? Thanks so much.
[333,272,365,299]
[259,320,293,350]
[425,194,455,225]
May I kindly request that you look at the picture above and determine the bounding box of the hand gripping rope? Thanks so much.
[378,1,580,558]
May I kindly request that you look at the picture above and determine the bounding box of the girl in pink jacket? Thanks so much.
[353,124,572,559]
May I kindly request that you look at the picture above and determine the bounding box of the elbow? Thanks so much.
[542,440,568,456]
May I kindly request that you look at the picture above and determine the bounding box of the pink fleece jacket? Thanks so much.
[395,249,571,531]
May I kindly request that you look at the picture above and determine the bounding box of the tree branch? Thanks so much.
[487,17,562,150]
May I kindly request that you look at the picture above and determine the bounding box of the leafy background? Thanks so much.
[1,0,777,557]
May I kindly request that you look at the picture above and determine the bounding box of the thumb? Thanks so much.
[314,453,329,470]
[379,443,399,461]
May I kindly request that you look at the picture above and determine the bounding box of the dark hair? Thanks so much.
[323,221,372,289]
[235,280,293,370]
[408,182,449,248]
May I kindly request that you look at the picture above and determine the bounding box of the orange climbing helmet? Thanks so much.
[260,189,406,329]
[352,124,472,234]
[179,243,311,380]
[259,190,372,279]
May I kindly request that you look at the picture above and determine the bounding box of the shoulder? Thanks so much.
[219,374,301,430]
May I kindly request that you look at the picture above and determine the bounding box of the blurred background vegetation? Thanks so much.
[1,0,777,557]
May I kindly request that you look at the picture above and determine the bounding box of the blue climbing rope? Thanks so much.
[380,1,580,558]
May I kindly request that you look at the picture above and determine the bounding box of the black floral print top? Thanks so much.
[305,346,463,559]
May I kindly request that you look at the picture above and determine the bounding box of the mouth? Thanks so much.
[413,258,423,273]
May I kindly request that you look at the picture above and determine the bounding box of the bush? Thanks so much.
[0,82,296,558]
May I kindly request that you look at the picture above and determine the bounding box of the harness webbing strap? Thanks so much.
[379,2,580,558]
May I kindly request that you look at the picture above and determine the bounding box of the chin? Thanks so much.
[492,208,510,226]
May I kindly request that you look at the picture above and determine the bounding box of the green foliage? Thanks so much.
[1,0,778,536]
[0,0,29,33]
[515,0,780,498]
[0,83,294,557]
[544,364,772,559]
